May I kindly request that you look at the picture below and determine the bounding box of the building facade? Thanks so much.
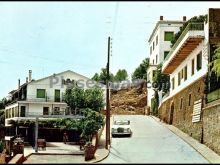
[5,70,106,126]
[147,16,185,111]
[158,12,210,141]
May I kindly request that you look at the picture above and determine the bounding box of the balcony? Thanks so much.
[162,23,205,74]
[25,95,65,103]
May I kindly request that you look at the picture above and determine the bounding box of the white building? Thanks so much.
[147,16,186,110]
[5,70,106,126]
[161,21,208,104]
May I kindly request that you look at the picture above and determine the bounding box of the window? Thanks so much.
[12,108,14,118]
[37,89,46,98]
[178,72,181,86]
[156,55,158,64]
[53,107,60,115]
[184,65,187,81]
[181,69,184,79]
[55,89,60,102]
[20,106,26,117]
[153,42,155,50]
[164,51,169,60]
[156,35,158,45]
[150,46,152,55]
[43,107,49,115]
[164,31,174,41]
[188,94,191,106]
[197,52,202,71]
[172,77,175,90]
[191,59,195,75]
[180,98,183,109]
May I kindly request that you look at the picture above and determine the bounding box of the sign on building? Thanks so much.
[192,99,202,123]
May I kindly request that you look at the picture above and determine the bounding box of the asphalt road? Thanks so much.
[100,115,209,163]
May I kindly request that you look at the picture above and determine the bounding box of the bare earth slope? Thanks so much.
[110,84,147,115]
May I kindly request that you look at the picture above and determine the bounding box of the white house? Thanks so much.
[147,16,186,110]
[161,21,208,104]
[5,70,106,126]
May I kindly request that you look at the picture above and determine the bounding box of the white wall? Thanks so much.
[149,23,183,65]
[148,22,183,108]
[27,70,106,103]
[167,41,208,100]
[159,24,183,63]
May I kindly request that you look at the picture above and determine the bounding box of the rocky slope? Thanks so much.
[110,83,147,115]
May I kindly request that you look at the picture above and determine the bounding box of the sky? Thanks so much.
[1,1,220,98]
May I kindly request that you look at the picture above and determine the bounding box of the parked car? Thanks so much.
[111,120,132,137]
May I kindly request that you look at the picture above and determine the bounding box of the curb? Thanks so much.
[150,115,220,164]
[90,148,110,163]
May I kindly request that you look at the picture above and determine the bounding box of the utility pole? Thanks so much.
[106,36,111,149]
[35,117,39,153]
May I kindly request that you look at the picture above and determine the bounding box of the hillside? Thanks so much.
[110,83,148,115]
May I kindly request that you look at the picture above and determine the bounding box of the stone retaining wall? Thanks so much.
[159,77,205,141]
[203,99,220,155]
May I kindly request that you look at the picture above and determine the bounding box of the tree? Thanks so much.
[153,64,170,96]
[91,73,100,81]
[64,86,105,113]
[132,58,149,80]
[0,97,8,109]
[114,69,128,82]
[81,108,104,142]
[99,68,114,84]
[171,14,207,47]
[84,88,105,112]
[151,89,159,116]
[210,43,220,78]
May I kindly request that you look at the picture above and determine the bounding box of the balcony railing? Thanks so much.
[164,22,204,63]
[25,95,65,103]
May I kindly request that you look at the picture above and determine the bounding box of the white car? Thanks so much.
[111,120,132,137]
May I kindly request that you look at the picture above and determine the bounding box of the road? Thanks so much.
[100,115,209,163]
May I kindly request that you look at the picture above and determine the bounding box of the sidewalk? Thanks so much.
[87,117,111,163]
[150,115,220,164]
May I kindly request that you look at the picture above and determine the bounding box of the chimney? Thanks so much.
[29,70,32,82]
[18,79,20,90]
[183,16,186,21]
[160,16,163,21]
[26,77,28,83]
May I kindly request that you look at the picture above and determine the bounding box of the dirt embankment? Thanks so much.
[110,83,148,115]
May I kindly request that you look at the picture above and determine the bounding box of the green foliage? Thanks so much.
[64,86,104,113]
[132,58,149,80]
[91,73,100,81]
[16,108,104,143]
[0,110,5,127]
[92,68,114,84]
[171,14,207,47]
[0,97,8,109]
[209,43,220,78]
[152,64,170,95]
[84,88,105,112]
[80,108,104,142]
[114,69,128,82]
[151,90,159,116]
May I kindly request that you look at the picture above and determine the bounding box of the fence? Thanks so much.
[207,88,220,103]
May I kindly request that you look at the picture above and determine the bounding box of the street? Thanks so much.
[100,115,209,163]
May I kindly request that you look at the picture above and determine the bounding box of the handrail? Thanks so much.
[163,22,204,63]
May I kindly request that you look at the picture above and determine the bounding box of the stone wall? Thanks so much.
[159,77,206,141]
[203,99,220,155]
